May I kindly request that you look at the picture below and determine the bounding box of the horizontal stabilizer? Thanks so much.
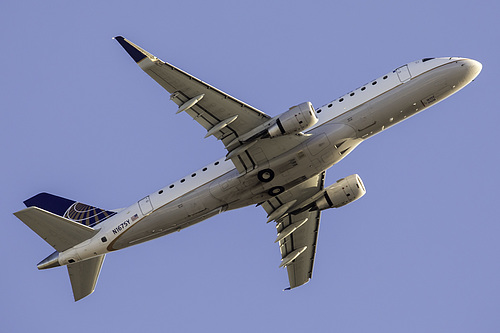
[68,255,105,301]
[14,207,98,252]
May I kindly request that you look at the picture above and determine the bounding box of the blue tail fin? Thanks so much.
[24,193,116,228]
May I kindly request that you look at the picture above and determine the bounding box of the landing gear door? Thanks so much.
[396,65,411,82]
[138,196,153,216]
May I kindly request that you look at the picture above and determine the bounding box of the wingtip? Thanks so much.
[114,36,147,63]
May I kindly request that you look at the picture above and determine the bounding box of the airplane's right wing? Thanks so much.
[261,172,325,289]
[115,36,310,174]
[115,36,270,147]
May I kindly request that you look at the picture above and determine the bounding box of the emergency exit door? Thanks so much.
[138,196,153,215]
[396,65,411,82]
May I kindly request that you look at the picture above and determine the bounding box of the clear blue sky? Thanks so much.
[2,1,499,332]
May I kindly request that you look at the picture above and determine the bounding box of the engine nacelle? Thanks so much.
[268,102,318,138]
[316,174,366,210]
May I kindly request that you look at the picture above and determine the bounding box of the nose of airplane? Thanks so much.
[460,58,482,82]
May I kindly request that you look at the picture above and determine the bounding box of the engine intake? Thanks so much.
[268,102,318,138]
[316,174,366,210]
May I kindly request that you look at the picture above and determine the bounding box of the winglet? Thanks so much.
[114,36,148,63]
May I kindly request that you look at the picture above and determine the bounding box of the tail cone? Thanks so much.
[37,251,60,270]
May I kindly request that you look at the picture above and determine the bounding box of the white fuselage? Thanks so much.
[58,57,481,265]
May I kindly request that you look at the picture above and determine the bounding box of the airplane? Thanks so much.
[14,36,482,301]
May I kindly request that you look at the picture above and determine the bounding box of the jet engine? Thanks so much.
[315,174,366,210]
[268,102,318,138]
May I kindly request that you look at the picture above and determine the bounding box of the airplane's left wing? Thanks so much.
[261,172,326,289]
[115,36,271,148]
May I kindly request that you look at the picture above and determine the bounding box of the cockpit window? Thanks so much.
[422,58,435,62]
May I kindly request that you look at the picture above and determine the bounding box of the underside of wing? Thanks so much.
[279,209,321,289]
[115,37,313,174]
[114,36,271,146]
[261,172,326,289]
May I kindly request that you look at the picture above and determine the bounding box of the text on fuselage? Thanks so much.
[113,219,131,235]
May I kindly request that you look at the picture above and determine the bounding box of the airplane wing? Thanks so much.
[115,36,310,173]
[261,172,325,289]
[115,37,271,145]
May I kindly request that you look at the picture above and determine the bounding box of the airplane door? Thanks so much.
[138,196,153,215]
[396,65,411,82]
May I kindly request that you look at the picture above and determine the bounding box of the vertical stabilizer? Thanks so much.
[14,207,106,301]
[23,192,117,228]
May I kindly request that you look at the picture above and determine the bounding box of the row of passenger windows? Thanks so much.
[159,160,222,193]
[316,74,389,114]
